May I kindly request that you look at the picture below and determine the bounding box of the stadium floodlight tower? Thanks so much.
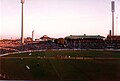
[21,0,25,47]
[111,1,115,36]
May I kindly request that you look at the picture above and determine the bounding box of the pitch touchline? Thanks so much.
[1,57,120,60]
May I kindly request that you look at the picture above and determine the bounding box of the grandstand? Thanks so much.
[65,35,105,49]
[106,35,120,49]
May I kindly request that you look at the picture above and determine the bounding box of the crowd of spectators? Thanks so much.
[18,41,66,51]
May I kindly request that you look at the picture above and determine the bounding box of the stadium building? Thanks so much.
[65,34,105,49]
[106,35,120,49]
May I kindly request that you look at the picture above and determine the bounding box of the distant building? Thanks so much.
[32,30,35,41]
[40,35,54,41]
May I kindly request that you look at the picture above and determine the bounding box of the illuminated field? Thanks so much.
[1,50,120,81]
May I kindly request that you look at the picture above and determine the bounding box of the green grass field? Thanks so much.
[1,50,120,81]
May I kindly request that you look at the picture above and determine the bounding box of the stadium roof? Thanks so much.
[65,35,105,39]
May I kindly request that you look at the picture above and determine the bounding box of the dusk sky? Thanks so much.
[0,0,120,39]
